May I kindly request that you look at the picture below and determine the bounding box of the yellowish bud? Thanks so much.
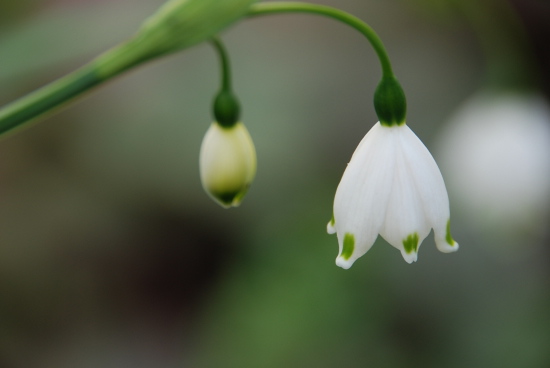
[199,122,256,208]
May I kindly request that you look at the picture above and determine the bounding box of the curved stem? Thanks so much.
[210,37,241,127]
[247,2,394,78]
[210,37,232,92]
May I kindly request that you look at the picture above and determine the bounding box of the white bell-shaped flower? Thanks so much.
[200,121,256,208]
[328,122,458,269]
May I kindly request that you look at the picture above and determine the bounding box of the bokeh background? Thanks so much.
[1,0,549,367]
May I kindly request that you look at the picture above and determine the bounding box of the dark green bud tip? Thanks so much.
[213,90,240,127]
[374,77,407,126]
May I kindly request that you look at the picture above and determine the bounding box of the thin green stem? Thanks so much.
[210,37,232,92]
[0,38,153,137]
[210,37,240,127]
[246,2,394,78]
[0,65,100,137]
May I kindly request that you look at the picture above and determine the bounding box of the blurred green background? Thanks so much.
[1,0,549,367]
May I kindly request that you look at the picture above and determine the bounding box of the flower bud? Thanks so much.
[199,121,256,208]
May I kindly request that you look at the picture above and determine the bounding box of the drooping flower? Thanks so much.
[200,121,256,208]
[328,122,458,269]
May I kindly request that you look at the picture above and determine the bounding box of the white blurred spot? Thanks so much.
[437,92,550,239]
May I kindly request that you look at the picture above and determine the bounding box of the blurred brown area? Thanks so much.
[0,1,549,367]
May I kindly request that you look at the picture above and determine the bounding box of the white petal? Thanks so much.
[399,125,458,253]
[379,125,431,263]
[332,122,397,268]
[434,220,459,253]
[326,218,336,234]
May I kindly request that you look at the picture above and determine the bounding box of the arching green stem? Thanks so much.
[210,37,240,127]
[211,37,233,92]
[247,2,394,78]
[247,2,406,126]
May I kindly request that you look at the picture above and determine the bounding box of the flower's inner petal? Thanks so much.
[400,125,449,220]
[380,126,431,261]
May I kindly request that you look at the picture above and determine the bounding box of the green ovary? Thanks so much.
[403,233,419,254]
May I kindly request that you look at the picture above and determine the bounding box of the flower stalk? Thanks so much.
[0,0,257,137]
[210,37,241,127]
[247,2,407,126]
[247,2,394,79]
